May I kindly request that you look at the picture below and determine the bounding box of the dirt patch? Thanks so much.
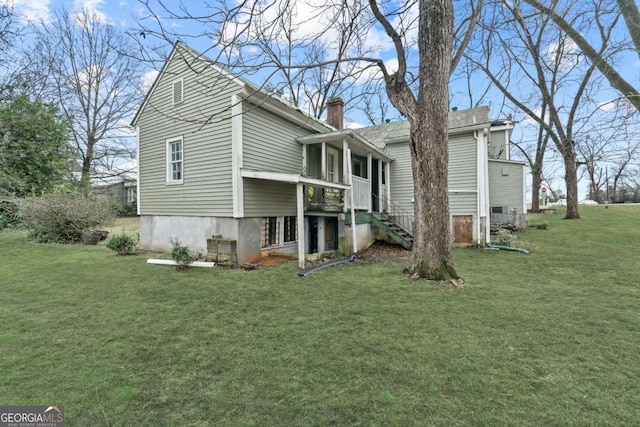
[255,255,292,267]
[358,240,410,262]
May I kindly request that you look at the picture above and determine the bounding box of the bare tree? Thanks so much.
[29,8,144,185]
[136,0,482,281]
[524,0,640,111]
[469,0,620,219]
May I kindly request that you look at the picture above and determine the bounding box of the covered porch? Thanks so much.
[297,130,393,214]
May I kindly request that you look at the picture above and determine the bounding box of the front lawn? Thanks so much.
[1,206,639,426]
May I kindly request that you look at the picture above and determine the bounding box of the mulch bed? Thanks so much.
[357,240,410,262]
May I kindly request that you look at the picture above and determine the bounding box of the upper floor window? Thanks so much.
[166,136,183,184]
[172,78,184,105]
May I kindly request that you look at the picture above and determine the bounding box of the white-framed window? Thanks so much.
[166,136,183,184]
[172,78,184,105]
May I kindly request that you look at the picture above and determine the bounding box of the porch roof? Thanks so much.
[240,169,351,190]
[296,130,394,163]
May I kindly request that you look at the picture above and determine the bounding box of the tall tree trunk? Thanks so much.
[531,170,543,211]
[563,146,580,219]
[404,0,457,280]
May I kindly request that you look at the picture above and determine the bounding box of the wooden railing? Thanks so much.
[350,176,371,211]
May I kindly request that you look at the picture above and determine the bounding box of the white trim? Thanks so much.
[297,183,305,269]
[346,148,357,254]
[165,136,184,185]
[231,94,244,218]
[298,130,394,162]
[366,153,373,213]
[240,169,350,190]
[326,146,339,183]
[136,126,141,215]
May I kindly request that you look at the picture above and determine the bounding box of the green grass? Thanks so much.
[1,208,639,426]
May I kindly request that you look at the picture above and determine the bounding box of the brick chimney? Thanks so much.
[326,98,344,129]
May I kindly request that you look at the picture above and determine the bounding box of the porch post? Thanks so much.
[297,182,305,269]
[377,159,383,213]
[321,142,327,180]
[385,162,391,209]
[343,139,349,213]
[347,148,358,255]
[367,153,372,213]
[301,144,307,176]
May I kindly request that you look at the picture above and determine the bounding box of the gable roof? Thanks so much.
[354,106,495,148]
[131,42,333,133]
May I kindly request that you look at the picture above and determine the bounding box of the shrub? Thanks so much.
[117,202,138,217]
[106,232,136,255]
[169,238,201,271]
[19,192,116,243]
[535,221,548,230]
[0,200,22,231]
[492,228,517,247]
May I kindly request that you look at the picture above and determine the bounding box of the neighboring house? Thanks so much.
[132,43,526,268]
[93,177,137,206]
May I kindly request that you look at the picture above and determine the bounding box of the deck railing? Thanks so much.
[350,176,371,211]
[372,193,414,235]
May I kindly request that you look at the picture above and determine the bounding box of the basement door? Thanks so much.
[452,215,473,246]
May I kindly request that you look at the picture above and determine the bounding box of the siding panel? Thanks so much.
[243,179,297,217]
[387,132,479,216]
[488,160,525,213]
[137,45,239,216]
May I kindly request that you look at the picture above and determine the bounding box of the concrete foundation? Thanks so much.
[140,214,378,265]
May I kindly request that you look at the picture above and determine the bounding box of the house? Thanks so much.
[132,43,526,268]
[92,177,137,207]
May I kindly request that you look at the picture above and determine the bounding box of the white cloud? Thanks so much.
[72,0,110,25]
[545,38,580,73]
[140,69,159,93]
[6,0,51,23]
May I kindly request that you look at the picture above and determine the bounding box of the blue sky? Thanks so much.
[6,0,639,198]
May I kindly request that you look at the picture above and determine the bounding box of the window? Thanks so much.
[127,187,136,203]
[262,217,280,247]
[284,216,297,242]
[172,79,184,105]
[166,136,183,183]
[352,155,367,178]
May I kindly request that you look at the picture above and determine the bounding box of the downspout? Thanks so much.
[476,128,490,246]
[136,126,141,216]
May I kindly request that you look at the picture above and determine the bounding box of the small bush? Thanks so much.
[117,202,138,217]
[169,238,201,271]
[535,222,548,230]
[492,228,517,247]
[106,232,136,255]
[19,192,116,243]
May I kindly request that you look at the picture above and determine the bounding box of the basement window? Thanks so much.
[262,217,280,247]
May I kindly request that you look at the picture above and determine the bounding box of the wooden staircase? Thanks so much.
[370,212,413,250]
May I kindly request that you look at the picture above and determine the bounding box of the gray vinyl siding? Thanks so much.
[448,133,478,216]
[243,180,297,217]
[137,47,240,216]
[488,160,525,213]
[386,142,414,213]
[242,102,315,217]
[387,132,479,216]
[242,103,312,174]
[488,129,508,160]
